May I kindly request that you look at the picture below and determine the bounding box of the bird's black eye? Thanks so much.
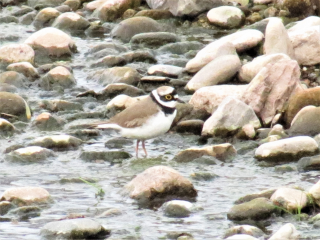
[165,94,172,100]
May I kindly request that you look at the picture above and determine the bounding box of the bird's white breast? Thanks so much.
[120,110,176,140]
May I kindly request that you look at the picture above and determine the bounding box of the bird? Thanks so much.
[91,86,184,158]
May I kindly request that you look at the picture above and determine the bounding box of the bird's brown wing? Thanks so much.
[94,96,160,129]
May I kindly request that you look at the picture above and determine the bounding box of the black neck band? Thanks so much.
[150,92,176,115]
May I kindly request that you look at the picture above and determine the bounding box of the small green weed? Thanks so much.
[79,177,105,199]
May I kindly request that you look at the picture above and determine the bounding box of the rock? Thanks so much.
[242,59,301,125]
[162,200,194,217]
[0,92,31,121]
[297,155,320,171]
[80,150,132,162]
[52,12,90,33]
[33,112,65,131]
[0,201,14,215]
[0,43,34,67]
[270,187,308,212]
[227,197,277,221]
[0,71,26,88]
[0,118,15,137]
[7,62,39,79]
[98,83,145,100]
[30,135,83,150]
[140,76,170,83]
[20,12,37,25]
[202,97,261,137]
[174,143,236,163]
[41,218,110,239]
[124,165,197,207]
[288,106,320,136]
[97,67,140,86]
[189,84,248,114]
[225,234,260,240]
[275,0,314,18]
[33,7,60,29]
[27,0,65,9]
[235,189,276,204]
[25,27,77,61]
[131,32,179,48]
[185,55,241,92]
[111,16,162,42]
[255,136,319,162]
[135,9,173,19]
[207,6,245,29]
[120,49,157,63]
[185,41,236,73]
[93,0,141,22]
[40,66,76,90]
[146,0,224,17]
[147,64,183,77]
[1,187,51,206]
[90,55,126,68]
[238,53,291,83]
[287,16,320,33]
[158,41,204,54]
[8,205,41,221]
[63,0,81,11]
[309,179,320,207]
[176,120,204,135]
[106,94,147,111]
[6,146,55,163]
[263,17,294,58]
[40,99,83,112]
[268,223,300,240]
[268,124,287,138]
[285,88,320,126]
[289,26,320,65]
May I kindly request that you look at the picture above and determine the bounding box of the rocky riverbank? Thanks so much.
[1,0,320,239]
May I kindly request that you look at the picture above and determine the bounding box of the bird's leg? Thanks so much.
[135,140,140,158]
[142,140,148,158]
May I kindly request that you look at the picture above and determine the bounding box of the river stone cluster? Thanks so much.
[1,0,320,239]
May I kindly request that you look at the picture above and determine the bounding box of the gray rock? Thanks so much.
[33,7,60,29]
[130,32,179,48]
[90,55,126,68]
[8,206,41,221]
[255,136,319,162]
[0,92,31,121]
[7,62,39,79]
[235,188,277,204]
[41,218,110,239]
[40,99,83,112]
[33,112,65,131]
[162,200,194,217]
[176,119,204,135]
[147,64,183,77]
[52,12,90,33]
[0,201,15,215]
[124,165,197,207]
[0,71,26,88]
[297,155,320,171]
[158,41,204,54]
[6,146,55,163]
[111,16,162,42]
[227,197,277,221]
[120,50,157,63]
[202,97,261,138]
[27,0,65,9]
[98,67,140,86]
[98,83,145,100]
[80,150,132,163]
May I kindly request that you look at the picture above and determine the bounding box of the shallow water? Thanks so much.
[0,16,320,240]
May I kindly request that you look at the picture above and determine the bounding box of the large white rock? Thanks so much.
[289,26,320,65]
[255,136,319,161]
[25,27,77,57]
[287,16,320,33]
[185,54,241,92]
[263,17,294,59]
[270,187,308,212]
[185,41,236,73]
[202,97,261,137]
[238,53,290,83]
[289,106,320,136]
[309,179,320,207]
[268,223,300,240]
[242,59,301,125]
[207,6,244,29]
[145,0,223,17]
[189,84,248,114]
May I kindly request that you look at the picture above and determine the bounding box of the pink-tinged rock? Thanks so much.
[189,84,248,114]
[25,27,77,57]
[238,53,290,83]
[124,165,197,207]
[1,187,51,206]
[145,0,224,17]
[186,54,241,92]
[270,187,308,212]
[0,44,34,66]
[33,7,60,29]
[289,26,320,65]
[85,0,108,11]
[41,66,76,90]
[7,62,39,79]
[207,6,245,29]
[93,0,141,22]
[185,41,236,73]
[242,59,301,125]
[52,12,90,32]
[263,17,294,59]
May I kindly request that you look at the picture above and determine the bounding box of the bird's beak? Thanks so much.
[176,98,185,103]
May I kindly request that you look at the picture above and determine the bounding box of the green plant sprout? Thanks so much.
[79,177,105,199]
